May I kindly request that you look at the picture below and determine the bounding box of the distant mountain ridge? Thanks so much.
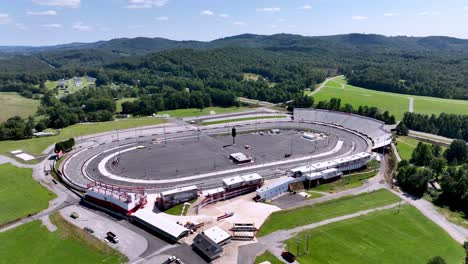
[2,33,468,56]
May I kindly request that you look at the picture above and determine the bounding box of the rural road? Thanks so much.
[409,97,414,113]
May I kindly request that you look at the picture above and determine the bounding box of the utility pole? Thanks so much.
[306,233,310,255]
[164,126,167,144]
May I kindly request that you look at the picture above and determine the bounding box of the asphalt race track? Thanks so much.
[62,120,370,192]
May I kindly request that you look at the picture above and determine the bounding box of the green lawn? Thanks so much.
[310,76,468,120]
[201,115,286,125]
[0,117,165,157]
[310,170,378,193]
[115,97,137,113]
[286,205,465,264]
[396,136,447,161]
[45,77,95,97]
[159,106,253,118]
[0,213,126,264]
[257,189,400,237]
[304,191,325,199]
[254,250,283,264]
[0,92,40,122]
[0,163,56,225]
[164,199,197,216]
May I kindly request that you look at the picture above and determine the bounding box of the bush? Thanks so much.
[54,138,75,153]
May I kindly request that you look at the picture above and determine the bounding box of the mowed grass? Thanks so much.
[0,163,56,225]
[310,76,468,120]
[0,117,165,157]
[254,251,283,264]
[164,198,196,216]
[159,106,253,118]
[0,213,126,264]
[287,205,465,264]
[201,115,286,125]
[257,189,400,237]
[115,97,137,113]
[396,136,447,161]
[310,170,378,193]
[0,92,40,122]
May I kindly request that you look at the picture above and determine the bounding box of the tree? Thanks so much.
[397,163,432,196]
[431,144,442,157]
[396,122,409,136]
[430,157,446,176]
[444,139,468,165]
[427,256,446,264]
[411,142,434,166]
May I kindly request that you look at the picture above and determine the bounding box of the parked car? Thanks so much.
[83,227,94,234]
[106,231,119,243]
[70,212,79,219]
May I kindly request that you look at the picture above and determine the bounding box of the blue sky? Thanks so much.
[0,0,467,46]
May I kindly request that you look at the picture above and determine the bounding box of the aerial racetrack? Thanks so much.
[60,109,390,193]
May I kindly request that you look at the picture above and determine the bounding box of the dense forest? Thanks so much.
[402,112,468,141]
[2,33,468,99]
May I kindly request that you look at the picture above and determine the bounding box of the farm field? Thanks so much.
[310,77,468,120]
[0,163,56,225]
[0,213,126,264]
[257,189,400,237]
[158,106,253,118]
[0,92,40,122]
[0,117,165,157]
[286,205,465,264]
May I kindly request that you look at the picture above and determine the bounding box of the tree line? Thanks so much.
[402,112,468,141]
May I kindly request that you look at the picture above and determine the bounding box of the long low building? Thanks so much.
[131,209,189,242]
[257,152,374,201]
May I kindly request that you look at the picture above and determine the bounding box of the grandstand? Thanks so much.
[294,108,392,149]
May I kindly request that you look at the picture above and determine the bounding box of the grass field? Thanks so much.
[201,115,286,125]
[396,136,447,161]
[158,106,253,118]
[164,198,196,216]
[254,251,283,264]
[257,189,400,237]
[310,170,378,193]
[0,163,56,225]
[115,97,137,113]
[286,205,465,264]
[0,213,126,264]
[0,117,165,157]
[0,92,40,122]
[45,76,95,97]
[310,77,468,120]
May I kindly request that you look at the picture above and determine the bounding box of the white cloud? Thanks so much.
[256,7,280,13]
[277,18,286,23]
[16,23,28,30]
[72,21,92,31]
[125,0,168,9]
[97,25,111,32]
[32,0,80,8]
[383,12,399,17]
[155,16,168,21]
[271,24,278,28]
[0,13,12,24]
[219,13,229,18]
[464,6,468,9]
[27,10,57,16]
[351,15,368,21]
[418,11,440,16]
[233,21,246,25]
[41,23,62,28]
[200,10,214,16]
[299,5,312,10]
